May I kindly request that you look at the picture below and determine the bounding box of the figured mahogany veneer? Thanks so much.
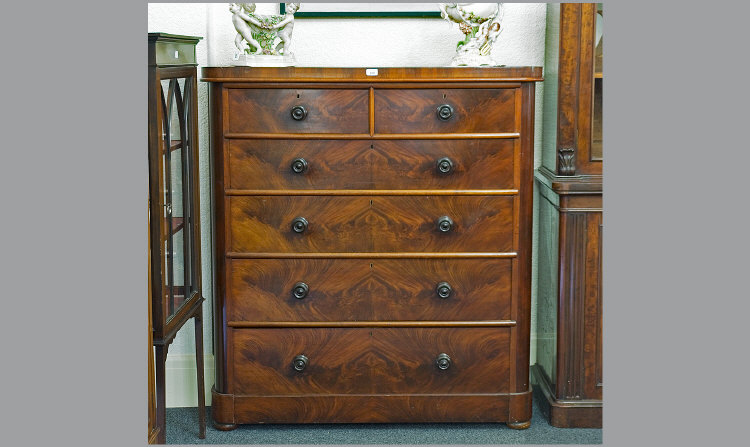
[227,139,517,191]
[231,327,510,395]
[228,195,514,253]
[203,66,541,428]
[227,89,369,134]
[213,392,531,424]
[374,88,517,134]
[227,258,513,322]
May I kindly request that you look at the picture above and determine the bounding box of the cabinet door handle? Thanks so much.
[292,282,309,299]
[291,217,308,233]
[436,353,451,370]
[291,105,308,121]
[436,157,454,174]
[437,216,454,233]
[437,104,454,121]
[291,158,308,174]
[293,354,309,371]
[436,282,452,299]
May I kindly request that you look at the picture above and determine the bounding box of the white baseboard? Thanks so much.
[164,354,215,408]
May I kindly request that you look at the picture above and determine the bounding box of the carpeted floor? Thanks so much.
[166,391,602,444]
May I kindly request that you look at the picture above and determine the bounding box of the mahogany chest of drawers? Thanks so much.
[202,67,542,429]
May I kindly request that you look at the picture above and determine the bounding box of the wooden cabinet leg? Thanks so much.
[213,421,238,431]
[507,420,531,430]
[154,344,168,444]
[194,312,206,439]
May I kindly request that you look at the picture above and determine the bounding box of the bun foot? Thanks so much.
[507,420,531,430]
[212,421,237,431]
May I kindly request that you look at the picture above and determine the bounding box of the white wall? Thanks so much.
[148,2,547,407]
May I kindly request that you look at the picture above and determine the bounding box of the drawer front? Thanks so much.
[374,89,517,134]
[231,327,510,395]
[153,40,196,65]
[228,196,370,253]
[228,196,514,253]
[227,258,512,322]
[226,89,369,134]
[371,196,514,252]
[228,139,516,190]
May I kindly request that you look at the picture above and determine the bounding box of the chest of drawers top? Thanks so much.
[201,66,543,83]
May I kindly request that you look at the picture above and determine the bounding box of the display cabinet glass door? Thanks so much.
[591,3,603,161]
[159,76,197,321]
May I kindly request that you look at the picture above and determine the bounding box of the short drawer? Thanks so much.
[231,327,510,395]
[227,196,515,253]
[374,88,517,134]
[152,40,197,65]
[227,139,516,190]
[227,258,513,322]
[226,88,369,134]
[228,196,369,253]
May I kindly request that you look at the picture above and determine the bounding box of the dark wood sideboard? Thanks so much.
[202,67,542,428]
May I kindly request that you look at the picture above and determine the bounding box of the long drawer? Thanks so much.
[227,258,513,322]
[227,195,515,253]
[227,139,516,191]
[231,327,510,395]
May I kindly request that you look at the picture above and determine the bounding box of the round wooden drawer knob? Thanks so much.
[291,158,308,174]
[436,157,454,174]
[437,216,454,233]
[291,217,308,233]
[293,282,309,299]
[436,353,452,370]
[293,354,309,371]
[291,105,308,121]
[436,282,452,299]
[437,104,454,121]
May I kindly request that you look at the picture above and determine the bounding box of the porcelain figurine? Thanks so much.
[439,3,504,67]
[230,3,299,66]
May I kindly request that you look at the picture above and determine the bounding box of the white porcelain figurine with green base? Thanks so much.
[439,3,504,67]
[230,3,299,67]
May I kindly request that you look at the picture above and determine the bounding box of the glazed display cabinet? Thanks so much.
[147,32,206,443]
[532,3,603,428]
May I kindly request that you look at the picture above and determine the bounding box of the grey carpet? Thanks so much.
[166,390,602,444]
